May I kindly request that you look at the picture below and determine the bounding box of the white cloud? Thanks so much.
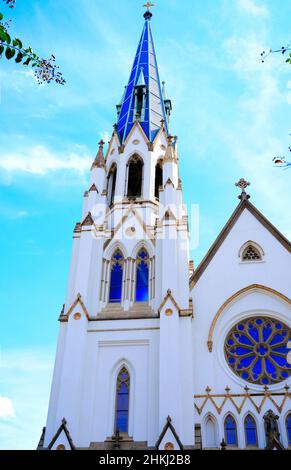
[0,347,54,450]
[0,145,92,176]
[238,0,268,17]
[220,33,291,238]
[0,396,15,419]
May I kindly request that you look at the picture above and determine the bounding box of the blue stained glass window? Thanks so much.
[225,415,237,446]
[136,249,149,302]
[109,250,123,303]
[225,317,291,385]
[115,367,130,433]
[286,414,291,445]
[245,415,258,446]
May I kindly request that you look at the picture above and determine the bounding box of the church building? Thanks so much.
[39,7,291,450]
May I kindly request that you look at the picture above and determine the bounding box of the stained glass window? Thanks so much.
[136,249,149,302]
[225,317,291,385]
[109,250,123,303]
[286,414,291,446]
[115,367,130,433]
[224,415,237,446]
[244,414,258,446]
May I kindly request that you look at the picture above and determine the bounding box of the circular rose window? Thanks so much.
[224,317,291,385]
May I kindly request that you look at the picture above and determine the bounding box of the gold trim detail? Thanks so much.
[194,387,291,415]
[207,284,291,352]
[73,312,81,320]
[59,294,90,321]
[165,308,173,316]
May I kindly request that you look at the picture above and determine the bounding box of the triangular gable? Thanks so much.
[158,290,193,317]
[103,206,155,251]
[105,129,121,160]
[123,120,150,148]
[158,289,181,314]
[81,212,94,227]
[155,416,184,450]
[190,198,291,288]
[59,293,90,322]
[47,418,75,450]
[151,124,168,150]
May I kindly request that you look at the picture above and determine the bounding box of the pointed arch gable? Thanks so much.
[103,207,155,252]
[207,284,291,352]
[131,241,154,259]
[104,240,128,261]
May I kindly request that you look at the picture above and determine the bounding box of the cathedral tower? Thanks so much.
[42,8,194,450]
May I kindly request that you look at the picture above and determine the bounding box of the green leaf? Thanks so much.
[13,38,23,49]
[15,51,23,63]
[5,46,15,59]
[4,31,11,44]
[0,28,7,42]
[0,13,3,21]
[23,57,31,66]
[0,44,4,56]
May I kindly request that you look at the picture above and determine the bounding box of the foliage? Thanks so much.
[261,43,291,65]
[0,8,65,85]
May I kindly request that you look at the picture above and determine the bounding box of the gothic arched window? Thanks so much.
[115,367,130,433]
[244,414,258,447]
[224,415,238,446]
[205,416,217,448]
[127,155,143,198]
[286,414,291,446]
[241,244,262,261]
[109,249,124,303]
[107,163,117,207]
[135,249,149,302]
[155,160,163,199]
[224,317,291,385]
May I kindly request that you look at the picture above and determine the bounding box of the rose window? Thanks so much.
[225,317,291,385]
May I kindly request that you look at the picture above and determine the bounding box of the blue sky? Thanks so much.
[0,0,290,449]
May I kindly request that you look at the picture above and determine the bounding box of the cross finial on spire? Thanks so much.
[235,178,250,200]
[143,2,155,20]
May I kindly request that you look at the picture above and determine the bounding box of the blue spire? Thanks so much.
[116,13,169,143]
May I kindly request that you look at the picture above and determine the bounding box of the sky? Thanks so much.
[0,0,290,449]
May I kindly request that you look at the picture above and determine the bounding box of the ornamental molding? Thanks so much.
[194,386,291,416]
[207,284,291,352]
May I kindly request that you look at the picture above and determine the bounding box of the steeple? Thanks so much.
[116,9,170,143]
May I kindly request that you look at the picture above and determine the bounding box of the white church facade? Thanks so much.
[39,9,291,450]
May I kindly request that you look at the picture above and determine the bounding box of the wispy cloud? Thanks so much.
[0,347,54,450]
[0,145,92,176]
[238,0,268,17]
[0,396,15,419]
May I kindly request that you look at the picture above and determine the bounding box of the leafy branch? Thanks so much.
[0,10,65,84]
[261,42,291,65]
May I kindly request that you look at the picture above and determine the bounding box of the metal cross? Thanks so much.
[143,2,155,11]
[235,178,250,192]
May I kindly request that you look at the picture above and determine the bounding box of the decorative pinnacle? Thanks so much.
[235,178,250,200]
[143,2,155,20]
[91,139,105,170]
